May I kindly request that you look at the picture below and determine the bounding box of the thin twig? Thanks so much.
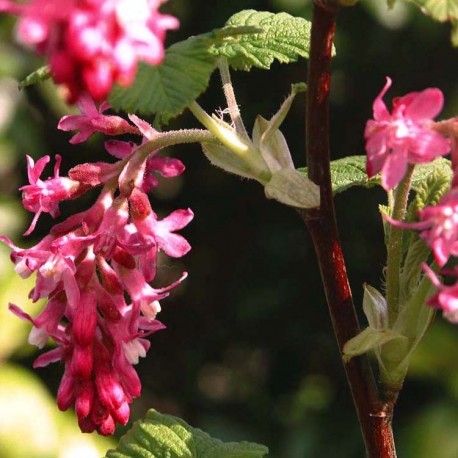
[297,3,397,456]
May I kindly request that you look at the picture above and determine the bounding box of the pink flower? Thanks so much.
[58,95,137,144]
[385,187,458,267]
[365,77,450,190]
[1,0,179,102]
[423,264,458,323]
[416,188,458,266]
[21,154,88,235]
[143,156,185,192]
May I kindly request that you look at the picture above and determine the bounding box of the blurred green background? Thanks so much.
[0,1,457,457]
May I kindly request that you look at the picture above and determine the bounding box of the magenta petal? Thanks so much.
[140,319,166,334]
[70,131,93,145]
[157,233,191,258]
[438,291,458,312]
[57,369,75,411]
[128,114,155,139]
[95,372,125,411]
[58,115,84,131]
[422,263,442,287]
[71,345,94,378]
[111,401,130,425]
[383,214,431,232]
[152,272,188,293]
[117,363,141,398]
[373,77,392,121]
[27,154,50,184]
[160,208,194,231]
[381,147,408,190]
[405,88,444,121]
[104,140,134,159]
[62,268,80,308]
[75,381,95,420]
[23,210,42,236]
[365,130,388,177]
[73,289,97,347]
[408,130,450,162]
[8,303,34,322]
[148,157,185,177]
[77,94,99,116]
[432,238,449,267]
[34,347,64,368]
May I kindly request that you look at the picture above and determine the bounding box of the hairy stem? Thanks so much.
[135,128,216,158]
[217,57,250,141]
[297,3,397,456]
[385,165,415,326]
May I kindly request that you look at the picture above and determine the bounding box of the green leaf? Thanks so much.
[299,156,451,196]
[104,409,269,458]
[299,155,378,194]
[328,156,376,193]
[109,33,218,124]
[410,157,452,193]
[18,65,51,90]
[379,272,436,387]
[211,10,315,71]
[342,327,407,363]
[409,0,458,45]
[399,238,430,305]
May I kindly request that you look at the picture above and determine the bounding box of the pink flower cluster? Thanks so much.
[366,77,458,323]
[412,188,458,323]
[365,77,450,190]
[0,0,178,102]
[1,98,192,434]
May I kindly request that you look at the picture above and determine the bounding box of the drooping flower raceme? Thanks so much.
[0,0,179,102]
[1,102,192,435]
[365,77,450,190]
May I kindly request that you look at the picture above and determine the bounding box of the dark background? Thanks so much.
[0,1,457,457]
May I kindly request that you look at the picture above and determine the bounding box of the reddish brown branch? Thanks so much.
[298,3,397,457]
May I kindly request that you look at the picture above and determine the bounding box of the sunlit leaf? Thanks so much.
[211,10,315,70]
[104,409,268,458]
